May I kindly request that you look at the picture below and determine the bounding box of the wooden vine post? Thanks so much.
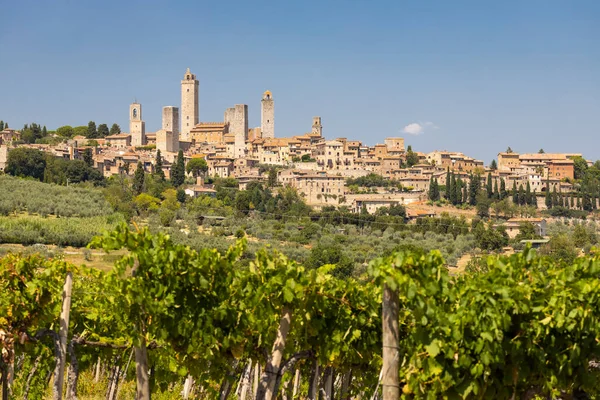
[382,282,399,400]
[54,272,73,400]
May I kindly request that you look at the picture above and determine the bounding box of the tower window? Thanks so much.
[187,89,189,92]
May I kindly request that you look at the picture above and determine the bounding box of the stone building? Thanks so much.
[129,102,146,146]
[278,169,345,205]
[189,122,228,145]
[226,104,248,159]
[156,106,180,153]
[261,90,274,139]
[181,68,199,141]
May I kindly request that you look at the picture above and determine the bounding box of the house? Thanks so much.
[501,218,547,239]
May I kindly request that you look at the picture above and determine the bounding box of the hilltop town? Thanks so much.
[0,68,592,217]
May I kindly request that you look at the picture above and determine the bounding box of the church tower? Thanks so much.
[261,90,274,139]
[130,102,146,146]
[181,68,199,141]
[311,116,322,136]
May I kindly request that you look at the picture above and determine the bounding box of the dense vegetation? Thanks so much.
[5,148,104,185]
[0,175,112,217]
[3,227,600,399]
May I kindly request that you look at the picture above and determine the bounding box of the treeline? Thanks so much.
[9,121,122,144]
[5,147,104,185]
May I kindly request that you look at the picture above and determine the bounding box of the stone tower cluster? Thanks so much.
[261,91,274,139]
[130,102,146,146]
[181,68,199,141]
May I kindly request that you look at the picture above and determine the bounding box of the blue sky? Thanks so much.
[1,0,599,163]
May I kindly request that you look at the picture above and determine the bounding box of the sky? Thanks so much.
[1,0,599,164]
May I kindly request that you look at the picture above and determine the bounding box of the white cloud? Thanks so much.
[402,121,438,136]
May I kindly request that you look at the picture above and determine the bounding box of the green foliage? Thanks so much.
[97,123,109,138]
[185,157,208,178]
[406,145,419,167]
[86,121,97,138]
[0,175,112,217]
[170,150,185,187]
[6,147,47,180]
[109,123,121,135]
[347,173,396,188]
[132,161,145,195]
[154,149,165,181]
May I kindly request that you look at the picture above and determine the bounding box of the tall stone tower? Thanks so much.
[157,106,179,153]
[261,90,274,139]
[312,116,322,136]
[130,102,146,146]
[230,104,248,158]
[181,68,199,141]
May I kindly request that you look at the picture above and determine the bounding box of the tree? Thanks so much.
[87,121,97,138]
[73,126,88,137]
[268,168,278,188]
[109,123,121,135]
[0,120,3,131]
[6,148,47,181]
[476,193,491,219]
[545,178,552,209]
[512,181,518,204]
[171,150,186,187]
[154,150,165,181]
[518,184,525,206]
[500,178,507,200]
[406,145,419,167]
[133,162,145,195]
[186,158,208,180]
[176,188,186,203]
[468,174,480,206]
[493,179,499,200]
[489,159,497,170]
[486,173,493,198]
[97,123,109,138]
[506,146,513,153]
[445,169,452,200]
[42,125,47,136]
[525,181,532,205]
[538,148,545,154]
[428,177,440,201]
[83,148,93,167]
[572,156,588,180]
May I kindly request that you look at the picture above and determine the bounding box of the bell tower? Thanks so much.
[130,102,146,146]
[181,68,199,141]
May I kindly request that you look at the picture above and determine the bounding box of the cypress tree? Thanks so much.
[500,178,507,200]
[486,173,493,198]
[433,178,440,201]
[531,189,538,208]
[493,179,499,200]
[154,149,165,181]
[0,121,4,131]
[570,194,575,209]
[462,184,468,204]
[171,149,186,187]
[133,161,145,195]
[445,169,451,200]
[468,174,479,205]
[552,187,558,208]
[42,125,47,136]
[518,184,525,206]
[577,193,582,210]
[525,181,532,205]
[428,176,438,201]
[83,148,93,167]
[512,181,518,204]
[545,178,552,209]
[450,173,458,205]
[454,176,462,205]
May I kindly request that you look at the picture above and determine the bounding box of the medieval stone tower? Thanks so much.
[129,102,146,146]
[261,90,274,139]
[181,68,199,141]
[312,116,322,136]
[226,104,248,158]
[157,106,179,153]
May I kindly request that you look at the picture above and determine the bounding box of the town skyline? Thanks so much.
[1,1,599,163]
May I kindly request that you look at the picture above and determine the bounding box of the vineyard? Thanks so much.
[2,224,600,399]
